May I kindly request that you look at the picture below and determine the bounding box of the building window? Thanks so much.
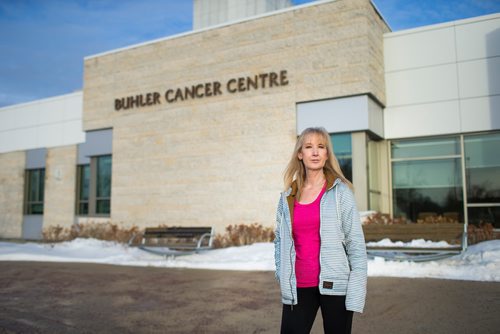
[391,137,463,223]
[96,155,112,214]
[76,155,112,216]
[330,133,352,182]
[464,133,500,228]
[76,165,90,215]
[24,168,45,214]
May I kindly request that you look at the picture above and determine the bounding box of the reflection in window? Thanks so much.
[465,133,500,227]
[464,133,500,203]
[76,165,90,215]
[330,133,352,182]
[96,155,112,214]
[391,137,463,223]
[468,207,500,228]
[25,169,45,214]
[392,159,463,222]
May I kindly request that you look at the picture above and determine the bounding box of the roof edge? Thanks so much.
[84,0,338,60]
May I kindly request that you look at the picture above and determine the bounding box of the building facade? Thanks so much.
[0,0,499,240]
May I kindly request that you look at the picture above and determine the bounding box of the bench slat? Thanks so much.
[144,227,212,238]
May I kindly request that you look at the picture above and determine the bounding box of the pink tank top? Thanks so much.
[293,184,326,288]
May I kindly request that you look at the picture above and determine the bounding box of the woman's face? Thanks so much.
[298,134,328,172]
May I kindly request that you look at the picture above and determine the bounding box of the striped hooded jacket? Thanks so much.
[274,176,367,313]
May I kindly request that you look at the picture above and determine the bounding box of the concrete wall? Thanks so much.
[384,13,500,139]
[351,132,368,211]
[0,92,85,154]
[44,145,78,230]
[0,151,25,238]
[194,0,292,30]
[83,0,388,231]
[367,139,390,214]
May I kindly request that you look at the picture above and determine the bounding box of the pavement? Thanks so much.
[0,261,499,333]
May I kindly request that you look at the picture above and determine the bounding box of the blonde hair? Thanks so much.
[284,127,353,196]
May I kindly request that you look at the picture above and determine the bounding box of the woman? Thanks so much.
[274,127,367,334]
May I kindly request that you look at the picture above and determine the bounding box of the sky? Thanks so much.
[0,238,499,281]
[0,0,499,108]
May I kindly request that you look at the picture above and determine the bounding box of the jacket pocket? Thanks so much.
[320,277,349,295]
[321,241,350,274]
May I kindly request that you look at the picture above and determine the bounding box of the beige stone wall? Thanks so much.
[366,1,390,104]
[83,0,389,232]
[43,145,78,231]
[0,151,25,238]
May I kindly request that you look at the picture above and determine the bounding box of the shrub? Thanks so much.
[362,212,407,225]
[212,223,275,248]
[416,215,460,224]
[468,223,495,245]
[42,222,141,244]
[42,225,67,241]
[362,212,461,225]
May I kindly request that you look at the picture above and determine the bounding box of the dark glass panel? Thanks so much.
[96,199,110,215]
[79,202,89,215]
[28,203,44,215]
[330,133,352,182]
[96,156,112,198]
[393,187,463,222]
[468,206,500,229]
[79,165,90,201]
[29,170,39,201]
[26,169,44,215]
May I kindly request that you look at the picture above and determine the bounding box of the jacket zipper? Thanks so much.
[319,192,324,290]
[288,212,295,309]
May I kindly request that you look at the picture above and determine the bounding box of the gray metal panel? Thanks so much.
[297,95,384,138]
[297,95,377,135]
[77,128,112,164]
[22,215,43,240]
[368,97,385,138]
[26,148,47,169]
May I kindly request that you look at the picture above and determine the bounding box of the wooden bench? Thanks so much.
[128,226,215,257]
[362,223,466,261]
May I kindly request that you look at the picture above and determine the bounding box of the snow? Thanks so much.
[366,238,456,248]
[0,238,499,282]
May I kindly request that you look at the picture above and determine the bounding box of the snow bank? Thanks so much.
[0,238,498,282]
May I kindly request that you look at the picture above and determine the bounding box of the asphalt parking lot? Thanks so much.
[0,262,499,333]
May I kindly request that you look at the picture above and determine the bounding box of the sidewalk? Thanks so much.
[0,261,498,333]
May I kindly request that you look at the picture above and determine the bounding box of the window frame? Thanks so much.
[75,164,90,215]
[390,135,464,223]
[389,131,500,229]
[330,132,353,182]
[463,132,500,227]
[24,168,45,215]
[76,154,112,217]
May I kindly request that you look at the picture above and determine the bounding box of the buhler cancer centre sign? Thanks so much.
[114,70,289,111]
